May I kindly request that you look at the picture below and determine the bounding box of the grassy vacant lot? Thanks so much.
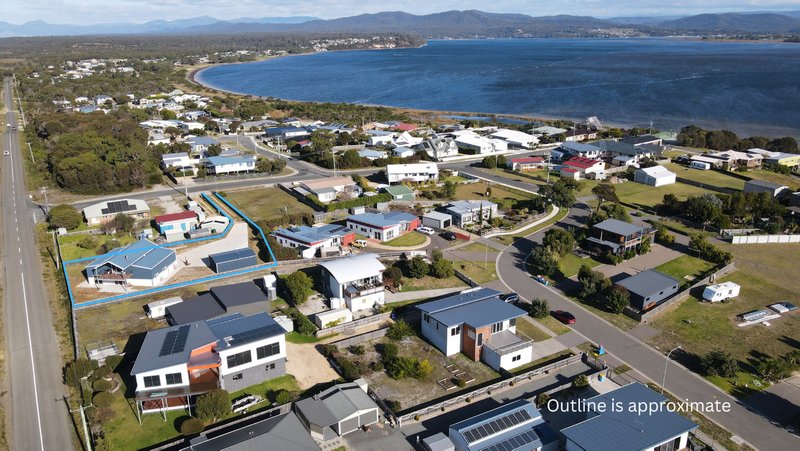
[361,335,500,411]
[558,253,602,279]
[515,316,553,342]
[494,205,565,246]
[453,181,532,201]
[453,260,497,285]
[102,374,302,450]
[744,169,799,189]
[654,255,716,288]
[223,187,314,223]
[400,275,466,292]
[58,233,137,261]
[383,232,427,247]
[648,243,800,397]
[612,180,714,209]
[662,163,746,191]
[459,242,499,253]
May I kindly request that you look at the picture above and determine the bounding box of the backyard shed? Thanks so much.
[314,308,354,329]
[145,296,183,319]
[209,248,258,273]
[616,269,680,311]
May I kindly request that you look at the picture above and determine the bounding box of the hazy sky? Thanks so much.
[6,0,800,24]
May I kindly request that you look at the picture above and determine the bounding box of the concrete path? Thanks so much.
[591,243,683,282]
[177,222,249,267]
[364,235,431,251]
[385,287,466,303]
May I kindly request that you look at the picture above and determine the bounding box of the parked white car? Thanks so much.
[416,226,435,235]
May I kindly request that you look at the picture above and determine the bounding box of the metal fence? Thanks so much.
[729,234,800,244]
[397,354,583,425]
[330,327,390,347]
[316,312,392,338]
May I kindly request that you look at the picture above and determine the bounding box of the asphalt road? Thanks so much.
[493,188,800,449]
[2,78,74,450]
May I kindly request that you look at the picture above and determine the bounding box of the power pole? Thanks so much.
[70,402,93,451]
[27,141,34,163]
[39,186,50,215]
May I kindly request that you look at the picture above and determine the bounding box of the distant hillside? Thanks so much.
[657,13,800,34]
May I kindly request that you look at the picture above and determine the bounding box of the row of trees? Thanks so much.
[678,125,798,153]
[577,265,631,314]
[658,191,789,232]
[384,252,455,288]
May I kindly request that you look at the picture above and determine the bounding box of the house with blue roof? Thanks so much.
[561,382,697,451]
[417,288,534,371]
[131,312,288,415]
[357,148,387,161]
[272,224,355,259]
[84,239,178,288]
[204,155,256,175]
[346,211,420,242]
[446,399,559,451]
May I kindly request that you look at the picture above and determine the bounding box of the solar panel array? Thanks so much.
[228,324,283,347]
[463,409,532,444]
[479,430,540,451]
[159,325,190,356]
[101,200,138,215]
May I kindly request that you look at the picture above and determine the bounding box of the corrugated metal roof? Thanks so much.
[561,383,697,451]
[417,288,526,328]
[273,224,351,246]
[184,412,320,451]
[295,381,378,428]
[167,294,226,325]
[210,281,267,309]
[616,270,679,298]
[450,399,545,451]
[131,320,217,375]
[155,211,197,224]
[347,211,417,228]
[209,248,256,264]
[319,254,385,285]
[86,239,175,272]
[592,218,642,237]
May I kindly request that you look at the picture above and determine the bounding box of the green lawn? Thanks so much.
[743,169,799,189]
[536,316,572,336]
[383,232,427,247]
[654,255,716,288]
[223,187,314,223]
[286,331,326,344]
[228,374,302,401]
[648,243,800,398]
[459,242,499,253]
[58,233,137,261]
[515,316,553,342]
[453,181,532,201]
[453,260,498,284]
[399,275,466,292]
[649,218,714,238]
[558,253,602,279]
[442,175,468,183]
[662,163,746,191]
[612,180,715,209]
[494,205,566,245]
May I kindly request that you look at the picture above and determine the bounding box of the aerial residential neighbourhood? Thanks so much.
[1,3,800,451]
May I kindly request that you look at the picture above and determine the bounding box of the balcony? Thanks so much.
[483,330,533,356]
[344,278,384,299]
[94,271,132,282]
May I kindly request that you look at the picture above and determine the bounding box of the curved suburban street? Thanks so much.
[493,196,800,450]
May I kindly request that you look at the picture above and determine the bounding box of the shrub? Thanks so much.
[383,266,404,286]
[536,392,550,408]
[337,357,361,381]
[528,299,549,319]
[415,359,433,379]
[180,418,205,436]
[370,361,384,372]
[572,375,589,389]
[93,365,112,379]
[92,379,113,392]
[77,235,98,249]
[196,389,230,421]
[381,342,399,359]
[92,392,113,408]
[414,414,420,421]
[701,350,738,378]
[348,345,365,355]
[48,204,83,230]
[104,355,123,373]
[604,286,630,314]
[456,377,467,388]
[274,389,294,405]
[63,358,98,386]
[386,355,417,379]
[430,259,454,279]
[284,271,313,305]
[387,320,414,341]
[407,256,430,279]
[321,344,338,357]
[385,399,402,413]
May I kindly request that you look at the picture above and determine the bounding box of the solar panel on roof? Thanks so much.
[479,429,540,451]
[464,409,533,444]
[158,325,190,356]
[101,200,138,215]
[227,324,283,346]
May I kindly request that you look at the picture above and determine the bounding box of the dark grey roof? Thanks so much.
[185,411,320,451]
[167,293,226,325]
[450,399,545,451]
[617,270,679,298]
[131,321,217,375]
[209,312,284,350]
[209,248,257,264]
[745,179,787,190]
[561,383,697,451]
[295,381,378,428]
[592,218,643,237]
[417,288,526,328]
[621,135,660,145]
[211,281,267,309]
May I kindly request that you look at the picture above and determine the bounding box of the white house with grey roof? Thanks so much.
[634,165,676,187]
[446,399,559,451]
[417,288,533,371]
[386,163,439,184]
[82,198,150,226]
[319,254,385,313]
[294,379,380,441]
[445,200,498,227]
[84,239,178,288]
[130,312,287,415]
[561,382,697,451]
[743,179,789,198]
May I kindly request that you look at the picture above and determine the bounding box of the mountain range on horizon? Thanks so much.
[2,10,800,38]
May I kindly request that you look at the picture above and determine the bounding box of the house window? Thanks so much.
[266,363,276,371]
[143,375,160,388]
[476,333,483,347]
[423,313,430,323]
[165,373,182,385]
[232,373,243,381]
[256,342,280,360]
[226,350,252,368]
[512,355,521,362]
[491,322,504,334]
[509,318,516,327]
[450,326,461,336]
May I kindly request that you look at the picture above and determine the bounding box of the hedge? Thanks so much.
[92,391,113,408]
[92,379,113,392]
[180,418,205,436]
[306,193,393,212]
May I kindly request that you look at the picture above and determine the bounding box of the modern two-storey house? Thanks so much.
[319,254,385,313]
[585,218,654,256]
[131,312,287,415]
[84,239,178,288]
[417,288,533,371]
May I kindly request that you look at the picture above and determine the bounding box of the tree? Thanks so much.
[700,350,738,378]
[755,357,791,382]
[685,194,722,231]
[63,358,98,386]
[407,256,430,279]
[604,285,630,314]
[284,271,313,305]
[542,228,575,257]
[767,136,798,153]
[442,180,457,199]
[591,183,619,212]
[577,265,610,298]
[196,389,229,421]
[430,259,454,279]
[111,213,135,233]
[207,144,222,156]
[160,109,177,120]
[48,204,83,230]
[310,130,334,153]
[529,246,559,277]
[538,180,576,207]
[529,299,549,319]
[387,320,414,341]
[639,236,652,254]
[431,249,444,262]
[384,266,404,287]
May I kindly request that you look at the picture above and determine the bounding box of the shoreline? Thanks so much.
[186,40,800,136]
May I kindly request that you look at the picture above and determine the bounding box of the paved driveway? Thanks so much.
[177,222,248,267]
[592,243,683,282]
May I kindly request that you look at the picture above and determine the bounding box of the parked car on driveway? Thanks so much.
[553,310,576,325]
[416,226,435,235]
[441,231,457,241]
[500,293,519,303]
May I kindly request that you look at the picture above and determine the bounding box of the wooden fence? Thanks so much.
[315,312,392,338]
[330,327,390,347]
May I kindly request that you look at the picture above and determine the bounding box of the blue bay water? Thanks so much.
[197,39,800,137]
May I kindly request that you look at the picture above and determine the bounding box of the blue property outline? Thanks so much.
[65,192,278,309]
